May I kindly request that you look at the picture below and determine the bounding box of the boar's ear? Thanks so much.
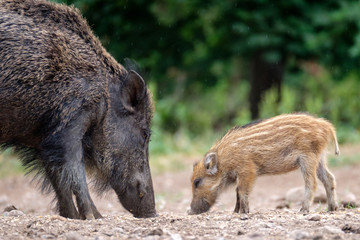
[204,152,218,175]
[120,70,146,112]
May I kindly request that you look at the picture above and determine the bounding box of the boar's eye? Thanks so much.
[141,129,151,145]
[194,178,202,188]
[142,129,150,140]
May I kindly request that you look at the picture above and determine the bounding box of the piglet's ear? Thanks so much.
[120,70,146,113]
[193,162,198,170]
[204,152,218,175]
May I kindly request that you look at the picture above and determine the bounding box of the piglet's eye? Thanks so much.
[194,178,202,188]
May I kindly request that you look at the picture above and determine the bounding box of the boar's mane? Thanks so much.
[0,0,121,75]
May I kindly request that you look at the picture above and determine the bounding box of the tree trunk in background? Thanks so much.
[249,52,284,119]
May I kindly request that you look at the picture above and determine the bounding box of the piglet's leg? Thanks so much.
[316,154,338,211]
[299,156,318,213]
[236,170,256,214]
[234,187,240,213]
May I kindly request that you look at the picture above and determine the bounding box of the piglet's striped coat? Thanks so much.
[189,113,339,215]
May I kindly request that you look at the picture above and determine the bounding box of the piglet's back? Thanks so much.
[211,113,339,170]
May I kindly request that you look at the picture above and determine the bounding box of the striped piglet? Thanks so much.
[189,113,339,214]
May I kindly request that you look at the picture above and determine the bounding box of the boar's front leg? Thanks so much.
[41,113,102,219]
[47,172,80,219]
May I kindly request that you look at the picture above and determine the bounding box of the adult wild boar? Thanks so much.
[0,0,156,219]
[190,113,339,215]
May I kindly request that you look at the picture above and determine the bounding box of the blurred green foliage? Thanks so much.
[0,149,24,178]
[52,0,360,155]
[2,0,359,176]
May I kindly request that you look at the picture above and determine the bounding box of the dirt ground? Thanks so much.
[0,145,360,239]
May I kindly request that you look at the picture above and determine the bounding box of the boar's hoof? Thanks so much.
[60,208,81,219]
[92,208,103,219]
[84,214,95,220]
[82,212,102,220]
[80,207,103,220]
[87,211,103,220]
[133,212,157,218]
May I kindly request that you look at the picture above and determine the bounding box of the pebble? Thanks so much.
[276,202,290,209]
[170,233,182,240]
[3,205,17,212]
[40,234,55,239]
[246,233,263,239]
[50,215,67,221]
[290,229,311,240]
[321,226,343,234]
[237,230,245,235]
[148,228,163,236]
[112,227,124,235]
[312,235,324,240]
[3,210,24,217]
[94,236,106,240]
[342,224,360,234]
[64,231,84,240]
[256,222,271,229]
[240,214,249,220]
[307,214,321,221]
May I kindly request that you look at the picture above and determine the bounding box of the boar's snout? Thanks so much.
[115,172,157,218]
[189,198,210,215]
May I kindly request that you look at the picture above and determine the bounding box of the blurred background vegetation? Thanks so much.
[2,0,360,176]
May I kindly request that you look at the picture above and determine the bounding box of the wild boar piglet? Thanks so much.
[190,113,339,214]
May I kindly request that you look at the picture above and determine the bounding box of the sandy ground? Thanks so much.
[0,147,360,239]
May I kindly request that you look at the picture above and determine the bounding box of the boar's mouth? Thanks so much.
[121,196,157,218]
[132,204,157,218]
[189,198,210,215]
[114,186,157,218]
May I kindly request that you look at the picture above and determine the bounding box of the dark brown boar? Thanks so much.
[0,0,156,219]
[190,113,339,215]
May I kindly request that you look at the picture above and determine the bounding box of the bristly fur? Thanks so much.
[0,0,124,76]
[229,118,264,133]
[0,0,156,219]
[190,113,339,215]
